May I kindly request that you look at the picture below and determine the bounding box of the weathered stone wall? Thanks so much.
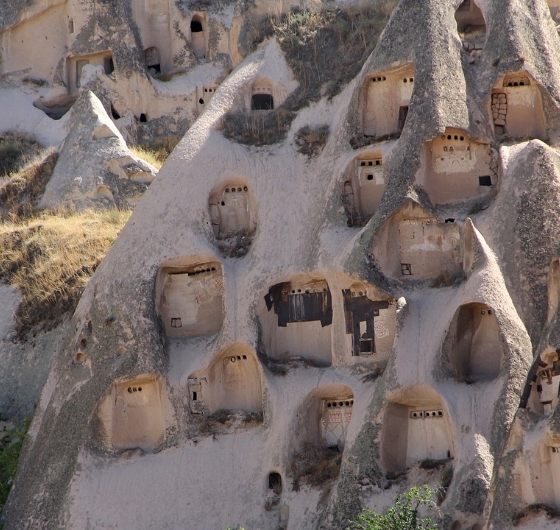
[5,0,560,529]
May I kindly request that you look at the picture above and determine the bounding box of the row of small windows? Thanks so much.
[410,410,444,419]
[326,400,354,408]
[98,370,459,481]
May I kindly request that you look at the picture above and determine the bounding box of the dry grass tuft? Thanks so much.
[153,73,174,82]
[0,133,44,178]
[290,442,342,490]
[437,464,454,504]
[0,209,130,338]
[129,146,166,170]
[230,3,395,146]
[220,109,295,146]
[0,150,59,221]
[245,2,396,102]
[195,410,263,437]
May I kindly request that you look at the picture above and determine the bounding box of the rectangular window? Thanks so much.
[398,106,409,131]
[359,338,373,353]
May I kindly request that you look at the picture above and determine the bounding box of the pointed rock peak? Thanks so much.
[39,91,157,211]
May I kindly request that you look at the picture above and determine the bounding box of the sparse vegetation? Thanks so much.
[0,149,58,221]
[225,3,396,145]
[129,146,166,170]
[245,2,396,101]
[0,209,130,338]
[0,418,30,513]
[272,5,394,100]
[195,410,263,437]
[130,136,178,169]
[0,133,44,178]
[0,145,130,339]
[347,485,439,530]
[290,442,342,489]
[295,125,330,157]
[153,73,174,82]
[221,109,294,147]
[512,503,560,526]
[22,77,49,87]
[438,465,453,504]
[458,27,486,41]
[430,270,466,288]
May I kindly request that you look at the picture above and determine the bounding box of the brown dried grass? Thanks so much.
[0,149,58,221]
[0,133,44,178]
[229,3,395,146]
[0,209,130,339]
[290,442,342,489]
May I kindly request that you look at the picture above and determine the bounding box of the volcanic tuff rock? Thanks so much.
[39,90,157,210]
[5,0,560,529]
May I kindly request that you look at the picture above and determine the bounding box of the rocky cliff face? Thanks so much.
[4,0,560,529]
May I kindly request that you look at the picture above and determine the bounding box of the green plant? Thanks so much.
[0,418,31,512]
[347,485,439,530]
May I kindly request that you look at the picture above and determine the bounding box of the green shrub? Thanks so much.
[347,485,439,530]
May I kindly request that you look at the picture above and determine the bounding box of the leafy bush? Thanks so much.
[348,485,439,530]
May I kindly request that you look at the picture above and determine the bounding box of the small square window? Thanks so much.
[359,338,373,354]
[479,175,492,186]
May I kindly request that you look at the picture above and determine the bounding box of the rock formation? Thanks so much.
[39,90,157,210]
[4,0,560,529]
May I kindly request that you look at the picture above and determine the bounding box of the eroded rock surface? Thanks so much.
[5,0,560,529]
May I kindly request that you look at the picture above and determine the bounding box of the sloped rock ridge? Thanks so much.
[6,0,560,529]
